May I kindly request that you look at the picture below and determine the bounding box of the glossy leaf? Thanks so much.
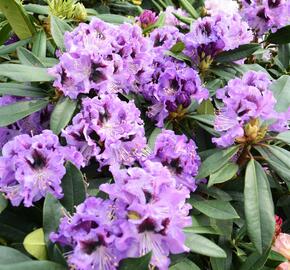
[276,130,290,144]
[270,75,290,112]
[60,162,86,214]
[50,16,72,50]
[17,47,44,67]
[267,25,290,44]
[0,246,31,265]
[170,258,201,270]
[0,83,48,98]
[191,200,239,220]
[240,248,271,270]
[118,252,152,270]
[23,228,47,260]
[32,30,47,58]
[50,97,77,135]
[0,193,7,214]
[0,261,66,270]
[208,163,238,187]
[0,38,31,56]
[244,159,275,254]
[0,99,49,127]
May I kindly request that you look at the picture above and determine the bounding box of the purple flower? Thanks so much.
[150,130,201,191]
[62,94,146,168]
[49,18,153,98]
[0,130,83,207]
[213,71,289,147]
[137,10,158,29]
[4,34,19,45]
[240,0,290,36]
[184,13,253,66]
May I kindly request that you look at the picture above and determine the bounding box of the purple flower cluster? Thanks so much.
[52,160,191,270]
[240,0,290,36]
[137,10,158,29]
[62,94,146,168]
[184,13,253,65]
[213,71,290,147]
[49,18,153,99]
[150,130,201,191]
[0,130,83,207]
[0,96,51,148]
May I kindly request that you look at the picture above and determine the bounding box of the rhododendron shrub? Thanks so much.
[0,0,290,269]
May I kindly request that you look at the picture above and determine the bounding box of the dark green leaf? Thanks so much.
[278,44,290,69]
[185,232,227,258]
[240,248,271,270]
[60,162,86,214]
[0,64,53,81]
[276,130,290,144]
[0,193,7,214]
[208,163,238,187]
[0,83,48,98]
[0,0,35,39]
[170,258,200,270]
[0,99,49,127]
[267,25,290,44]
[118,252,152,270]
[50,97,77,135]
[186,114,215,126]
[215,44,261,63]
[0,261,66,270]
[170,42,185,54]
[50,16,72,50]
[244,159,275,254]
[17,47,44,67]
[197,146,239,178]
[0,246,31,265]
[191,200,239,220]
[0,22,12,46]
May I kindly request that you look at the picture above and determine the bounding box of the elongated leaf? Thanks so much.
[23,228,47,260]
[270,75,290,112]
[0,83,48,97]
[197,100,215,115]
[215,44,261,63]
[208,163,238,187]
[278,44,290,69]
[43,194,64,244]
[0,38,31,56]
[187,114,215,126]
[17,47,44,67]
[0,64,53,82]
[143,12,166,34]
[0,0,35,39]
[170,258,201,270]
[267,25,290,44]
[118,252,152,270]
[240,248,271,270]
[276,130,290,144]
[50,16,72,50]
[0,22,12,46]
[244,159,275,254]
[185,232,227,258]
[191,200,239,220]
[172,12,193,25]
[32,30,47,58]
[170,42,185,54]
[255,145,290,186]
[60,162,86,214]
[197,146,239,178]
[0,99,49,127]
[24,4,49,15]
[95,14,133,24]
[0,261,66,270]
[148,127,162,149]
[0,246,31,265]
[0,193,7,214]
[179,0,198,18]
[50,97,77,135]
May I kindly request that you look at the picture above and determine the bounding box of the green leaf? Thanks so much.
[0,246,31,265]
[208,163,238,187]
[32,30,47,58]
[60,162,86,214]
[270,75,290,112]
[172,12,194,25]
[255,145,290,186]
[244,159,275,254]
[197,146,239,179]
[50,16,72,50]
[0,83,48,98]
[170,258,201,270]
[185,232,227,258]
[0,38,31,56]
[143,12,166,34]
[0,261,66,270]
[50,97,77,135]
[17,47,44,67]
[170,42,185,54]
[179,0,199,18]
[43,194,64,244]
[95,14,133,24]
[278,44,290,69]
[186,114,215,126]
[118,252,152,270]
[24,4,49,15]
[0,64,53,82]
[191,200,239,220]
[215,44,261,63]
[148,127,162,149]
[197,100,215,115]
[267,25,290,44]
[240,248,271,270]
[0,99,49,127]
[23,228,47,260]
[276,130,290,144]
[0,0,35,39]
[0,22,12,46]
[0,193,7,214]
